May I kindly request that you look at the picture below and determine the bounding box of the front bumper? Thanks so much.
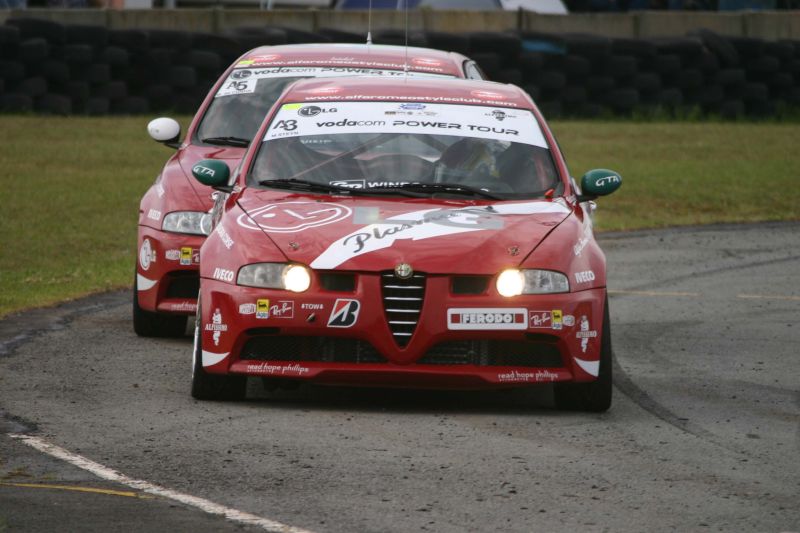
[136,227,205,315]
[198,273,607,389]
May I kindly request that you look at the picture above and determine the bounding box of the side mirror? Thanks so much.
[577,169,622,202]
[192,159,230,188]
[147,117,181,149]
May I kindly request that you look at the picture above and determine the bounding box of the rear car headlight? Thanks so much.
[497,269,569,297]
[162,211,211,236]
[237,263,311,292]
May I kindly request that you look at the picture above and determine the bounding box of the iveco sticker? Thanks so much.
[328,299,360,328]
[212,268,234,282]
[574,270,595,283]
[448,308,527,330]
[238,201,352,233]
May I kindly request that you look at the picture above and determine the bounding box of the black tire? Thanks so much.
[586,75,615,97]
[7,18,65,45]
[168,65,197,89]
[716,67,745,86]
[658,87,684,108]
[19,38,50,64]
[17,76,48,97]
[562,54,591,80]
[0,25,21,47]
[425,31,470,55]
[522,84,541,101]
[494,68,522,85]
[188,50,221,71]
[0,93,33,112]
[747,55,780,75]
[191,300,246,401]
[133,273,187,338]
[42,59,70,84]
[0,60,26,83]
[112,96,148,115]
[561,85,588,105]
[675,68,703,90]
[612,37,656,60]
[692,50,720,75]
[109,29,149,51]
[226,27,288,48]
[605,88,639,112]
[147,29,192,50]
[650,36,704,62]
[632,72,661,94]
[283,26,331,45]
[537,100,562,119]
[768,72,793,91]
[554,296,612,412]
[652,54,681,76]
[35,93,71,115]
[86,63,111,84]
[519,51,546,80]
[563,33,612,60]
[537,70,567,90]
[64,24,108,47]
[605,55,637,80]
[742,82,768,102]
[62,43,94,64]
[102,46,130,68]
[690,29,739,67]
[93,81,128,101]
[85,97,110,115]
[372,28,427,48]
[729,37,765,60]
[468,32,521,57]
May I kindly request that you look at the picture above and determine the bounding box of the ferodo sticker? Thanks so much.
[448,308,527,330]
[265,102,547,147]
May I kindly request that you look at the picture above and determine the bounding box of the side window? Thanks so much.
[463,61,486,80]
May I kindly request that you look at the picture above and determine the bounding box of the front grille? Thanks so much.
[419,339,563,367]
[240,336,386,364]
[381,272,425,347]
[165,272,199,298]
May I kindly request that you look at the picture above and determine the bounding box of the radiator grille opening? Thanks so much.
[319,272,356,292]
[165,272,199,298]
[381,272,425,347]
[451,276,490,295]
[418,340,563,367]
[241,336,385,364]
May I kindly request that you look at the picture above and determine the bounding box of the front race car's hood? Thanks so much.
[177,144,246,202]
[236,191,572,274]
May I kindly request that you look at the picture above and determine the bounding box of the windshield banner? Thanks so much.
[215,67,452,98]
[264,102,547,148]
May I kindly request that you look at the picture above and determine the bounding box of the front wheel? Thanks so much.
[191,299,246,401]
[554,296,613,413]
[133,273,187,338]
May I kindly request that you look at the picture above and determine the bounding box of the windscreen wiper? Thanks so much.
[202,136,250,148]
[387,182,503,200]
[258,179,425,198]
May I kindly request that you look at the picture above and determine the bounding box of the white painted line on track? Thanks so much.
[8,433,315,533]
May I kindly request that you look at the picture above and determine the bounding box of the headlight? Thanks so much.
[162,211,211,236]
[237,263,311,292]
[496,269,569,297]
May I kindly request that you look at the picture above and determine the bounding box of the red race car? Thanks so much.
[135,44,484,337]
[190,76,621,411]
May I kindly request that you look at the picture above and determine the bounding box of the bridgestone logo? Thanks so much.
[447,308,528,330]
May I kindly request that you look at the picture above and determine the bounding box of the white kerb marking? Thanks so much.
[8,433,315,533]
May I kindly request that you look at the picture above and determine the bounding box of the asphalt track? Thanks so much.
[1,222,798,532]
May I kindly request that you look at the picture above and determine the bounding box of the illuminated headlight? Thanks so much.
[237,263,311,292]
[162,211,211,236]
[496,269,569,297]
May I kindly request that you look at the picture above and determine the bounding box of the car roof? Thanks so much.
[276,76,534,110]
[236,43,469,77]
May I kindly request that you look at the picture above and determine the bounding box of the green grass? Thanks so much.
[0,116,798,318]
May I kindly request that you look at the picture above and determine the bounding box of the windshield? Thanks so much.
[249,102,561,198]
[195,67,456,144]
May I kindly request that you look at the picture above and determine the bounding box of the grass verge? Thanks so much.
[0,116,798,318]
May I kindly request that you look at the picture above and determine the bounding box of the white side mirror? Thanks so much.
[147,117,181,146]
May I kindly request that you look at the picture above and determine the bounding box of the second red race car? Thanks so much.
[135,43,484,337]
[190,77,621,411]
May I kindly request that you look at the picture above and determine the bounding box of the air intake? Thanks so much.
[381,272,425,347]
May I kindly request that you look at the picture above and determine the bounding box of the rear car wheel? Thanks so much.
[132,273,187,338]
[554,296,613,413]
[191,299,246,401]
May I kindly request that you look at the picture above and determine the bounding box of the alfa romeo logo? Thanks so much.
[394,263,413,279]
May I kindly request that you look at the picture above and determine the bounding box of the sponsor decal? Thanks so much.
[574,270,595,284]
[328,299,360,328]
[563,314,575,327]
[212,267,234,282]
[528,310,552,329]
[165,249,180,261]
[256,299,270,319]
[448,308,527,330]
[576,315,597,353]
[595,175,620,187]
[156,183,165,197]
[205,308,228,347]
[139,239,155,271]
[245,361,310,376]
[552,309,563,330]
[298,105,337,117]
[231,69,252,80]
[238,201,352,233]
[215,223,234,249]
[164,300,196,313]
[330,179,410,190]
[471,90,505,100]
[180,247,193,266]
[193,164,217,178]
[147,209,161,221]
[270,300,294,319]
[266,102,543,146]
[573,226,593,256]
[498,369,559,383]
[311,201,567,270]
[411,57,441,67]
[301,303,324,310]
[239,303,256,315]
